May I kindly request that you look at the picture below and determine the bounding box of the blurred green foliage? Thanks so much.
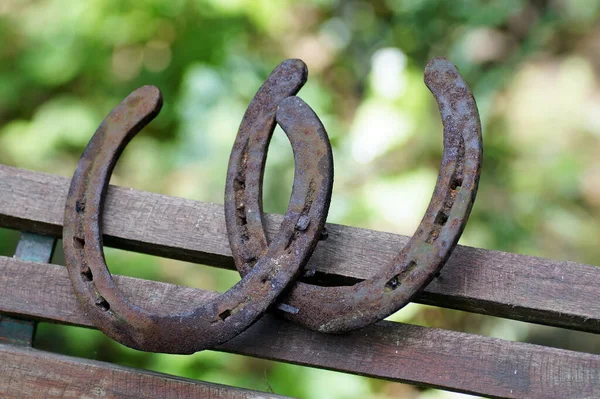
[2,0,600,398]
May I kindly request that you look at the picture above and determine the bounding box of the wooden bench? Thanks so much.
[0,164,599,398]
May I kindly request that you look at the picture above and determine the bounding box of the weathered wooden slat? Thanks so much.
[0,257,598,399]
[0,343,288,399]
[1,165,599,333]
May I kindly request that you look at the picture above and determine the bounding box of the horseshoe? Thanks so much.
[63,68,333,352]
[225,57,482,332]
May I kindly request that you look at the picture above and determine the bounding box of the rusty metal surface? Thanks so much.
[63,77,333,353]
[225,57,483,332]
[225,59,308,277]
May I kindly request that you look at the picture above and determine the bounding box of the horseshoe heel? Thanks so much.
[225,59,310,276]
[63,76,333,352]
[225,58,482,332]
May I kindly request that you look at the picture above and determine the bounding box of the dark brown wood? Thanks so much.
[0,343,288,399]
[1,257,598,399]
[1,165,599,333]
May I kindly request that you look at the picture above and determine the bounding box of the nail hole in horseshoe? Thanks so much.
[75,200,85,213]
[426,175,464,244]
[219,309,232,321]
[73,237,85,250]
[233,178,245,191]
[434,212,449,226]
[385,261,418,292]
[450,177,462,191]
[426,220,443,244]
[96,296,110,311]
[81,266,93,282]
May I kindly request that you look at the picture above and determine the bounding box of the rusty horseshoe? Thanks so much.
[225,58,483,332]
[63,76,333,352]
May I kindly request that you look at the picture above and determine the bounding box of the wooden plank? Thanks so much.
[0,165,599,333]
[0,343,288,399]
[0,258,598,399]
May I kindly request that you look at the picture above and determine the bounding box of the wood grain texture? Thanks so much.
[0,343,288,399]
[1,258,598,399]
[1,165,599,333]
